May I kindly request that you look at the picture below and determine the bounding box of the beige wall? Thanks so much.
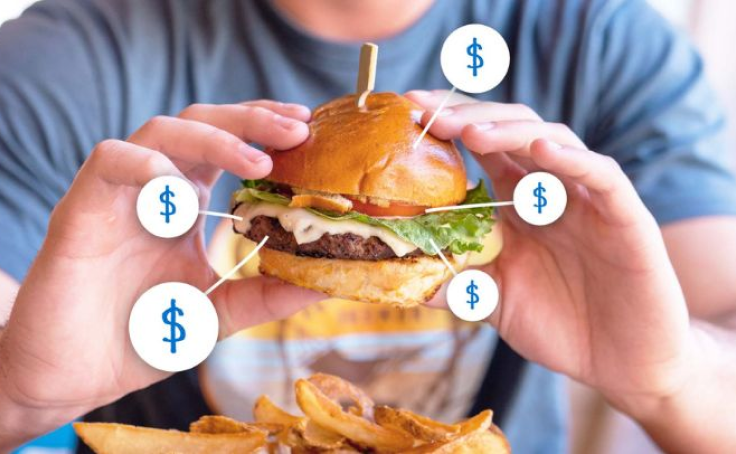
[693,1,736,159]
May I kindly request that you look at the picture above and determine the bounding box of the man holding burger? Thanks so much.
[1,1,736,453]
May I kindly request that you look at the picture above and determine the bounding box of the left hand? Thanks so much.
[405,90,695,419]
[0,101,323,449]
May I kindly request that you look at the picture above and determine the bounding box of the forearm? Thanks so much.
[624,321,736,453]
[0,299,64,451]
[0,385,32,452]
[0,331,80,452]
[0,328,23,451]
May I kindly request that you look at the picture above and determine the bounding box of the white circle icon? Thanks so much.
[513,172,567,226]
[137,176,200,238]
[447,270,499,322]
[440,24,510,94]
[129,282,219,372]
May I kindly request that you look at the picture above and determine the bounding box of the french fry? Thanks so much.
[254,393,347,451]
[190,415,265,435]
[400,412,504,454]
[374,406,459,442]
[455,410,493,436]
[75,375,511,454]
[253,395,301,426]
[251,422,288,435]
[73,422,266,454]
[308,373,375,418]
[282,418,346,450]
[295,379,413,452]
[403,429,510,454]
[301,419,346,448]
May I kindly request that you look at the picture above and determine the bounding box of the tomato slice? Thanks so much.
[348,198,428,217]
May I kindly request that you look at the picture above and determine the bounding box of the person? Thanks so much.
[0,0,735,452]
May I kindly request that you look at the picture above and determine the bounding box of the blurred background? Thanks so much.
[2,1,735,453]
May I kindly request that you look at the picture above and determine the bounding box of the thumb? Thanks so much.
[209,276,325,338]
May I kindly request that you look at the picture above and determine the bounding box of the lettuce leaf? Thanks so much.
[234,180,495,255]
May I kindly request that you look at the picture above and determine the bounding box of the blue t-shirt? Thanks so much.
[1,0,735,453]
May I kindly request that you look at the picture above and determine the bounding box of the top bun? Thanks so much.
[267,92,467,207]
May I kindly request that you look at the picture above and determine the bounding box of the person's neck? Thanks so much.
[272,0,436,42]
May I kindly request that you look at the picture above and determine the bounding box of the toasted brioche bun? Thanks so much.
[267,92,467,208]
[258,248,467,307]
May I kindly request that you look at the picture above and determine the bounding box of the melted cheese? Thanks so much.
[233,203,418,258]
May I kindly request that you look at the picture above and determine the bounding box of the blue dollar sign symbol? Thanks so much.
[466,279,479,310]
[159,184,176,224]
[534,182,548,214]
[466,37,484,77]
[162,298,186,354]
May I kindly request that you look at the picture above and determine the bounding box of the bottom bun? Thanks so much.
[258,248,466,307]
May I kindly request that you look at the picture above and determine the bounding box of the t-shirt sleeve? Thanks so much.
[584,0,736,225]
[0,1,116,281]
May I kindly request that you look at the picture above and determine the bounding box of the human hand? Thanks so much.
[0,101,323,448]
[406,90,694,419]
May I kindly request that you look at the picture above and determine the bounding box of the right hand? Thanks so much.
[407,90,692,424]
[0,101,323,449]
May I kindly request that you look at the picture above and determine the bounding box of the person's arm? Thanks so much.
[625,319,736,453]
[663,219,736,320]
[629,221,736,452]
[407,87,736,453]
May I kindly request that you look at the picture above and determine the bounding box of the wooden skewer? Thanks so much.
[356,43,378,107]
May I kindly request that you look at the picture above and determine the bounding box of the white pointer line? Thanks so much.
[425,201,515,214]
[412,86,457,149]
[429,238,457,277]
[199,210,243,221]
[205,236,269,295]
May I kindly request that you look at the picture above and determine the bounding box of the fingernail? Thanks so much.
[546,140,563,150]
[285,103,308,111]
[285,104,311,120]
[274,114,302,131]
[438,108,454,117]
[473,122,495,131]
[409,90,431,97]
[239,143,268,163]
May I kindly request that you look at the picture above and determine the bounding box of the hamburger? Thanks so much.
[231,92,495,307]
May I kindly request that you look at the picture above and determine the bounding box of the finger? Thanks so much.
[56,140,193,221]
[404,89,477,110]
[84,140,184,187]
[421,104,543,141]
[240,100,312,122]
[461,121,586,157]
[129,116,272,179]
[529,140,651,224]
[211,277,324,338]
[179,104,310,150]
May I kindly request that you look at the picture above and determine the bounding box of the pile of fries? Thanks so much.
[75,373,510,453]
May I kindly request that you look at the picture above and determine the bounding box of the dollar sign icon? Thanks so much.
[159,184,176,224]
[466,279,479,310]
[162,298,186,354]
[466,37,484,77]
[534,182,548,214]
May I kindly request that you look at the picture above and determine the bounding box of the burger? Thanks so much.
[231,92,495,307]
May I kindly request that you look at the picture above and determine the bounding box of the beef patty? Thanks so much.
[244,215,426,261]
